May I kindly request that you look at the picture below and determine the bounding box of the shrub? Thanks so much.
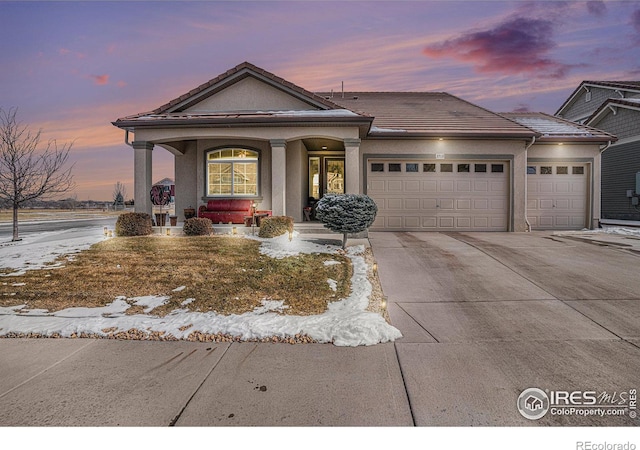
[315,194,378,249]
[115,212,153,237]
[258,216,294,238]
[183,217,213,236]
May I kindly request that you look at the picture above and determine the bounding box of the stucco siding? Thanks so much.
[184,77,317,113]
[601,140,640,221]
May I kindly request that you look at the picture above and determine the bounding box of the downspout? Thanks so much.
[524,136,536,232]
[125,130,133,147]
[599,140,612,154]
[595,141,612,229]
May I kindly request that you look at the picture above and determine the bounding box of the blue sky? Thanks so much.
[1,0,639,200]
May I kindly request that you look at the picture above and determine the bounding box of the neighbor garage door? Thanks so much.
[367,159,509,231]
[527,163,588,230]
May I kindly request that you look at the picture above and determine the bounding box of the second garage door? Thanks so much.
[527,163,589,230]
[367,159,509,231]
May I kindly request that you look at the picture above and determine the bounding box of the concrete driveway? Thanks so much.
[370,231,640,426]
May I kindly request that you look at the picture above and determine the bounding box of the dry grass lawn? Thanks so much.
[0,236,352,316]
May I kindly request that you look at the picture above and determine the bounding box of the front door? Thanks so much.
[325,158,345,195]
[308,156,345,200]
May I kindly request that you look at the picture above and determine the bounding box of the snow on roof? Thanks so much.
[501,112,614,141]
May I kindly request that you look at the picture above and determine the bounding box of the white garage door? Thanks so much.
[527,163,588,230]
[367,159,509,231]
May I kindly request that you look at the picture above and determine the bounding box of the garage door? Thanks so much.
[367,159,509,231]
[527,163,588,230]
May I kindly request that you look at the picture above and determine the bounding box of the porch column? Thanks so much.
[270,139,287,216]
[344,138,361,194]
[132,141,154,217]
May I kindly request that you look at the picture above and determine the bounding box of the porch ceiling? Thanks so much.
[302,138,345,151]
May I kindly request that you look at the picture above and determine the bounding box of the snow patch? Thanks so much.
[0,231,401,346]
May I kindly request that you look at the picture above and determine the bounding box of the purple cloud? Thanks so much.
[586,1,607,17]
[423,17,576,79]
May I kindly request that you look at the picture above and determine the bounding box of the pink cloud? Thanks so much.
[423,17,579,79]
[117,80,127,88]
[59,48,86,59]
[90,74,110,85]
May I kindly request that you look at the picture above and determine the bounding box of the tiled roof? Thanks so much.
[319,92,535,138]
[501,112,615,142]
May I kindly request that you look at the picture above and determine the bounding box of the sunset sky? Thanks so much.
[2,0,640,201]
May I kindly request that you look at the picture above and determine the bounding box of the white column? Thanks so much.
[132,141,154,216]
[344,138,361,194]
[270,139,287,216]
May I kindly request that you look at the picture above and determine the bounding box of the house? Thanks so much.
[525,395,543,412]
[111,62,613,232]
[556,81,640,222]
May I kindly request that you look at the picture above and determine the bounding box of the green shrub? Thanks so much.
[115,213,153,237]
[183,217,213,236]
[258,216,294,238]
[315,194,378,249]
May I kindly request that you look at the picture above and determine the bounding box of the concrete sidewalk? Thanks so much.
[0,339,412,426]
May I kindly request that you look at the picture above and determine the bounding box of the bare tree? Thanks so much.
[113,181,126,210]
[0,108,75,241]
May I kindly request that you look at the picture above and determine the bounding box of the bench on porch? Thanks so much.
[198,199,253,224]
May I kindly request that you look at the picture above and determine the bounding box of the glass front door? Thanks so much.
[325,158,345,195]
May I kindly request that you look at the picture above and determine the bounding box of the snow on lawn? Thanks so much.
[0,230,402,347]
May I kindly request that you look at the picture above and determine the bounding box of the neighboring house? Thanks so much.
[556,81,640,222]
[111,62,612,232]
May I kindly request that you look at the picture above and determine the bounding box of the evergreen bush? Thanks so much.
[183,217,213,236]
[258,216,294,238]
[115,212,153,237]
[315,194,378,248]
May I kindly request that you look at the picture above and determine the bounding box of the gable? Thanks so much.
[183,76,321,113]
[589,105,640,140]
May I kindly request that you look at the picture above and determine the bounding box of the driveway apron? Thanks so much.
[369,231,640,426]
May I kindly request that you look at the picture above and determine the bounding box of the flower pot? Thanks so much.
[170,215,177,227]
[155,213,167,226]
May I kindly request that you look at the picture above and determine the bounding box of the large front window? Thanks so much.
[207,148,258,196]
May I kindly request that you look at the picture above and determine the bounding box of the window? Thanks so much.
[423,163,436,172]
[541,166,553,175]
[527,166,537,175]
[207,148,258,196]
[440,163,453,173]
[491,164,504,173]
[389,163,402,172]
[371,163,384,172]
[458,164,470,173]
[475,164,487,173]
[572,166,585,175]
[557,166,568,175]
[406,163,419,173]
